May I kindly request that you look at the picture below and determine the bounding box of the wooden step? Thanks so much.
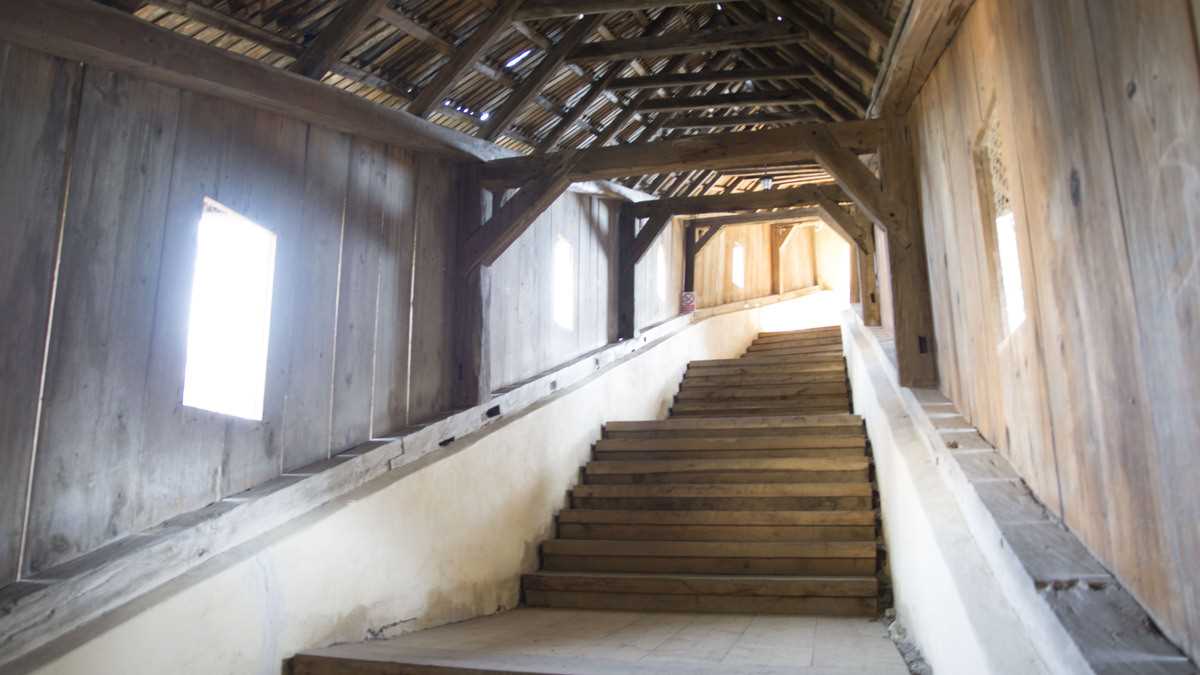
[683,372,847,386]
[595,436,866,452]
[570,483,873,510]
[684,363,844,377]
[758,327,841,338]
[692,354,844,369]
[671,397,850,415]
[744,342,844,356]
[749,333,843,348]
[583,457,869,484]
[523,572,878,615]
[676,382,849,400]
[596,448,866,460]
[542,539,875,576]
[557,507,875,541]
[742,345,844,359]
[604,414,863,439]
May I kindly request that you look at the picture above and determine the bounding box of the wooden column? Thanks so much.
[453,165,492,408]
[683,230,696,294]
[857,239,881,326]
[880,119,936,386]
[770,224,784,295]
[617,204,637,339]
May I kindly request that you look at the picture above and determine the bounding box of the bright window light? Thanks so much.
[995,210,1026,334]
[552,235,575,329]
[505,48,533,69]
[731,242,746,289]
[182,198,277,421]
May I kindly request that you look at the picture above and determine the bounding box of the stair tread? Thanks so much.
[586,457,869,474]
[573,483,873,497]
[523,571,878,596]
[596,437,866,451]
[559,509,876,525]
[542,539,876,558]
[606,414,861,431]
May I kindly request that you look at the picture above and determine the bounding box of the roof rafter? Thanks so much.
[566,22,806,64]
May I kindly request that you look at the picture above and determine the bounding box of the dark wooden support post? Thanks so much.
[453,165,492,407]
[617,203,637,339]
[857,236,881,326]
[683,229,697,294]
[879,119,936,386]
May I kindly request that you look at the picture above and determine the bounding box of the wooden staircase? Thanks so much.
[522,325,881,617]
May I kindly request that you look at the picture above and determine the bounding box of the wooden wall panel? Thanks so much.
[694,223,774,308]
[29,68,182,573]
[408,156,459,424]
[814,226,851,299]
[1087,0,1200,651]
[635,217,683,330]
[0,45,79,582]
[910,0,1199,656]
[486,191,622,391]
[371,147,417,436]
[1,47,464,579]
[278,127,349,471]
[779,226,816,292]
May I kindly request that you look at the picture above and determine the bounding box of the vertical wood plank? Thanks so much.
[617,204,636,339]
[372,146,417,431]
[29,67,180,572]
[330,137,386,449]
[0,45,80,580]
[408,155,457,423]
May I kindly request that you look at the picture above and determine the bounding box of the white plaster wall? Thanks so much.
[25,293,843,675]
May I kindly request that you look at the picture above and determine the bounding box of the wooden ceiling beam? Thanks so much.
[482,120,883,186]
[632,183,838,216]
[761,0,877,86]
[516,0,728,20]
[292,0,388,78]
[813,193,874,254]
[634,90,814,113]
[802,124,907,247]
[820,0,890,47]
[608,65,813,90]
[688,208,821,228]
[479,14,603,140]
[660,112,815,129]
[406,0,525,117]
[566,23,805,64]
[869,0,973,116]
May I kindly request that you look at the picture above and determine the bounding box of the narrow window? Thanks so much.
[552,235,575,329]
[182,198,277,421]
[731,241,746,289]
[975,112,1026,336]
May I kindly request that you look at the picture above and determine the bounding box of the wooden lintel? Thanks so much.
[567,23,806,64]
[482,120,884,186]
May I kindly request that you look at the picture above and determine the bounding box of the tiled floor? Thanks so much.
[299,608,910,674]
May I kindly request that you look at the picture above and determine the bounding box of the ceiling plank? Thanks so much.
[566,23,805,64]
[482,120,883,185]
[608,65,813,90]
[869,0,974,116]
[820,0,890,47]
[660,112,814,129]
[634,90,814,113]
[762,0,877,86]
[292,0,388,78]
[631,183,839,216]
[479,14,603,140]
[407,0,526,117]
[516,0,726,20]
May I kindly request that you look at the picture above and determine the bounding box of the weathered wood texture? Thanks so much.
[909,0,1200,659]
[0,44,80,586]
[779,227,817,292]
[0,45,461,577]
[693,224,773,309]
[488,192,613,390]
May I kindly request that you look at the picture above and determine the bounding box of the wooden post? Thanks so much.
[617,203,636,339]
[683,229,696,294]
[879,119,937,386]
[452,165,491,408]
[857,239,881,326]
[770,224,784,295]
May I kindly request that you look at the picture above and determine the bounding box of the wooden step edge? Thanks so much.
[522,571,879,597]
